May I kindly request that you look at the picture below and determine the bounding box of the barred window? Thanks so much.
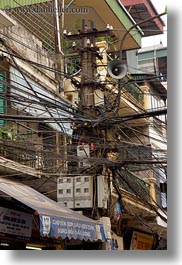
[59,189,63,194]
[76,188,81,193]
[84,177,89,182]
[84,188,89,193]
[66,189,71,194]
[67,178,71,183]
[76,177,81,182]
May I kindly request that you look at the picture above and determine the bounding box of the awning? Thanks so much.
[121,0,165,36]
[9,66,73,136]
[0,177,106,242]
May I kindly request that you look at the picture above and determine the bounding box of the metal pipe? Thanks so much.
[119,12,166,60]
[54,0,64,55]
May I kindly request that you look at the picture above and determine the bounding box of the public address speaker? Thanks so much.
[107,60,127,79]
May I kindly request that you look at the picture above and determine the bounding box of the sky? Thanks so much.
[141,0,167,47]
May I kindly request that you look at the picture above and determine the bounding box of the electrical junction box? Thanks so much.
[97,175,108,209]
[57,176,74,208]
[57,175,93,209]
[77,144,90,157]
[57,175,109,210]
[77,144,90,167]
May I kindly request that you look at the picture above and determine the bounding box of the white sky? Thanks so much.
[141,0,167,47]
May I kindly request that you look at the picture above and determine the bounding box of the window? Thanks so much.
[66,189,71,194]
[84,177,89,182]
[76,188,81,193]
[84,188,89,193]
[58,189,63,194]
[67,178,71,183]
[76,177,81,182]
[59,178,63,184]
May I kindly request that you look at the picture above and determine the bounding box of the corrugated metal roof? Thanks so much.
[121,0,165,37]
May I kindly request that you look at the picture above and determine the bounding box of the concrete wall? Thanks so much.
[2,19,55,80]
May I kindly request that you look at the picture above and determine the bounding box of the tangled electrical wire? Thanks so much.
[0,11,167,228]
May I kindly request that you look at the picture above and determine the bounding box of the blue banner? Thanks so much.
[39,215,106,242]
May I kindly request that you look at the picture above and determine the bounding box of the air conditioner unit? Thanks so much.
[77,144,90,157]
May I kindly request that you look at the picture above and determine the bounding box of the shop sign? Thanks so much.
[113,202,122,223]
[0,207,32,238]
[39,215,106,242]
[130,231,155,250]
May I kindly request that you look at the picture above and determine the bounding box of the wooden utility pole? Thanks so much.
[79,19,96,112]
[65,20,113,114]
[66,20,113,218]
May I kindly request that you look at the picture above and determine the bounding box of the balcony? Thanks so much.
[0,138,63,174]
[122,75,144,105]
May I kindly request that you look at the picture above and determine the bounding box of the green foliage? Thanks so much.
[0,126,16,141]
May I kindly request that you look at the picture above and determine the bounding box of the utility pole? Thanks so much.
[65,20,114,218]
[66,20,112,112]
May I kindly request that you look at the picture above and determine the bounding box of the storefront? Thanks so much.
[129,231,156,250]
[0,177,106,250]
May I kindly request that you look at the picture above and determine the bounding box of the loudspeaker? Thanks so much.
[107,60,127,79]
